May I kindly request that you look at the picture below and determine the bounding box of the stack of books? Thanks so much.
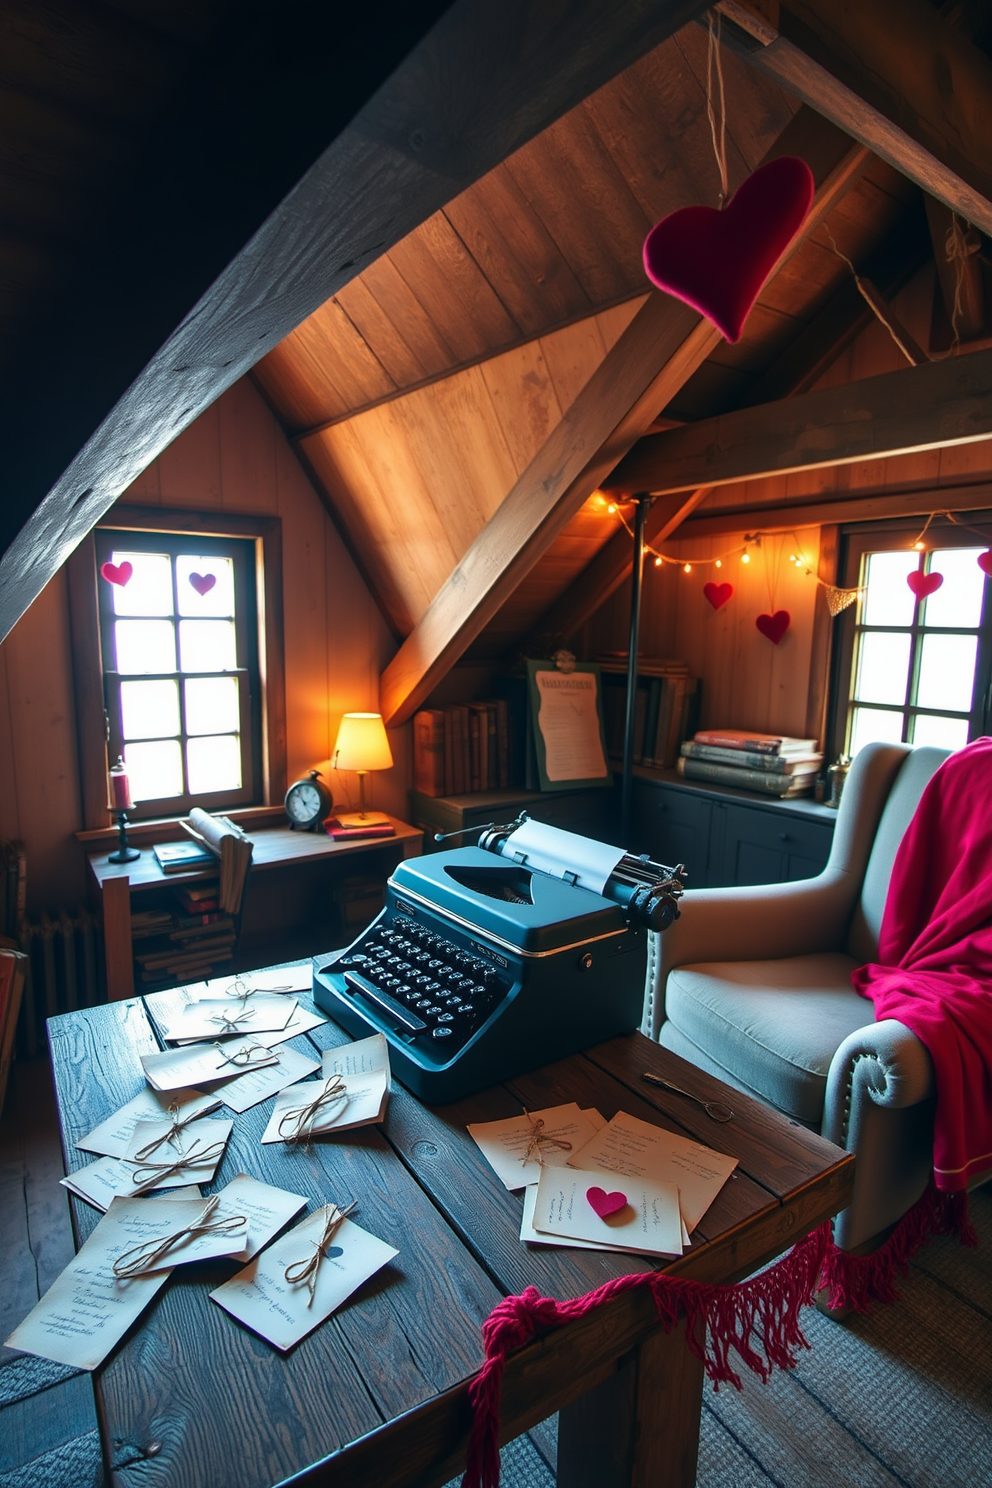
[678,729,823,798]
[131,903,237,984]
[413,698,511,797]
[597,656,700,769]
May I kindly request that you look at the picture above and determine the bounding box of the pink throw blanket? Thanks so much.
[852,737,992,1191]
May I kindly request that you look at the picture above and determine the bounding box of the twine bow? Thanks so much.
[130,1102,212,1162]
[212,1040,279,1071]
[521,1109,573,1166]
[113,1194,247,1279]
[284,1202,357,1306]
[128,1138,227,1193]
[225,977,254,1004]
[278,1075,348,1145]
[208,1007,254,1035]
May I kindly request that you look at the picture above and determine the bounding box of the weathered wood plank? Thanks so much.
[607,346,992,498]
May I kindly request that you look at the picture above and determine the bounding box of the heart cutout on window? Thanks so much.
[755,610,791,645]
[703,581,734,610]
[643,156,815,343]
[189,572,216,596]
[586,1186,628,1220]
[100,560,133,587]
[978,551,992,578]
[906,571,943,599]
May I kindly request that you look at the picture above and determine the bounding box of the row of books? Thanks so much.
[598,659,700,770]
[0,945,28,1115]
[414,699,511,798]
[677,729,823,799]
[131,893,238,984]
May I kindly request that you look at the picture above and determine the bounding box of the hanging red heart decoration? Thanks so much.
[756,610,791,645]
[100,560,133,587]
[586,1186,628,1220]
[189,572,216,596]
[978,552,992,577]
[643,156,815,343]
[703,581,734,610]
[906,571,943,599]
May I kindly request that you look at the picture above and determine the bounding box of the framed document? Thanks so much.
[525,660,612,791]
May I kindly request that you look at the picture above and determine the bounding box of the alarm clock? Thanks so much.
[284,769,333,831]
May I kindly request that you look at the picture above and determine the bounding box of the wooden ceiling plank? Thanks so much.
[478,341,565,476]
[441,162,593,337]
[673,478,992,540]
[286,299,398,415]
[718,0,992,235]
[607,347,992,498]
[332,274,438,391]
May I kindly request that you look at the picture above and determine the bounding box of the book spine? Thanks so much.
[681,742,818,774]
[640,679,662,767]
[493,698,509,789]
[443,707,456,796]
[679,758,813,795]
[659,675,687,769]
[692,730,783,754]
[412,710,446,797]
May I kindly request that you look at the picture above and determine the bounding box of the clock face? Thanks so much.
[286,781,322,823]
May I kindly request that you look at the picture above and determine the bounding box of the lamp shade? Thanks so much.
[332,712,393,773]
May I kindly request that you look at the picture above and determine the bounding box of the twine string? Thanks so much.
[113,1194,247,1279]
[212,1040,279,1071]
[278,1075,348,1145]
[128,1138,227,1193]
[706,11,729,207]
[130,1102,212,1162]
[824,227,919,366]
[284,1201,357,1306]
[208,1007,254,1035]
[521,1110,573,1167]
[944,213,980,347]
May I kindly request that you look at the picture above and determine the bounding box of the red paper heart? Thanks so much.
[100,560,132,587]
[979,552,992,577]
[586,1186,628,1220]
[756,610,791,645]
[189,572,216,596]
[643,156,815,343]
[907,570,943,599]
[703,581,734,610]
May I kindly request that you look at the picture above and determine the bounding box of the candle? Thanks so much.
[109,757,132,812]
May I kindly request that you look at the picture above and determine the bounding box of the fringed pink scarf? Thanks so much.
[852,737,992,1194]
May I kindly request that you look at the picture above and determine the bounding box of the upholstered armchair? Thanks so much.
[643,741,950,1253]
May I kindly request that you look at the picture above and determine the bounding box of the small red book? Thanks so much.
[325,818,396,840]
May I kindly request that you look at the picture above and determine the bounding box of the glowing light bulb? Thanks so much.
[913,540,925,551]
[715,559,722,569]
[607,502,617,515]
[741,551,750,564]
[654,555,663,568]
[683,563,692,574]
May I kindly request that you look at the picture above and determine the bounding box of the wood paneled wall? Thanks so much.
[0,378,404,916]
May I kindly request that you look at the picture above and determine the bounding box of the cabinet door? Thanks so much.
[630,783,712,887]
[715,803,834,888]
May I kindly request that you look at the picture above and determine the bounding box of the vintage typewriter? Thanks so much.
[313,814,684,1102]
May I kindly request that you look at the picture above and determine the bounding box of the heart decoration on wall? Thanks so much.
[100,560,133,587]
[756,610,791,645]
[978,552,992,577]
[189,572,216,596]
[906,571,943,599]
[642,156,815,343]
[703,581,734,610]
[586,1186,628,1220]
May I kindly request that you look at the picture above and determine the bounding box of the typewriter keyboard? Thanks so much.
[330,921,509,1050]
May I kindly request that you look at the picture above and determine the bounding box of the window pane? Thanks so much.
[120,679,180,740]
[862,550,917,627]
[916,633,978,712]
[125,739,183,800]
[178,620,237,672]
[911,714,970,750]
[109,552,173,616]
[854,631,911,706]
[187,735,242,794]
[920,548,986,628]
[114,619,176,675]
[176,556,236,618]
[849,706,904,756]
[185,676,239,736]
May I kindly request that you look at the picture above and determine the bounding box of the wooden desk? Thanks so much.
[87,820,422,1001]
[46,978,853,1488]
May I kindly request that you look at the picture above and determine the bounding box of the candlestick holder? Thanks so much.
[108,810,140,863]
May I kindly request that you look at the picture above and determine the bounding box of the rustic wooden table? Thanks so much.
[46,970,853,1488]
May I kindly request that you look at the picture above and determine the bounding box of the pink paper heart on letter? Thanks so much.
[703,581,734,610]
[906,571,943,599]
[189,572,216,596]
[643,156,815,343]
[756,610,791,645]
[978,551,992,578]
[100,560,132,587]
[586,1186,628,1220]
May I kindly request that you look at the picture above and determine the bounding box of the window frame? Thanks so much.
[828,511,992,760]
[69,506,287,831]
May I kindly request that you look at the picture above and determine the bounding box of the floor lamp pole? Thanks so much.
[621,492,654,847]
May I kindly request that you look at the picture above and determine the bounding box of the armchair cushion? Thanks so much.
[665,951,868,1125]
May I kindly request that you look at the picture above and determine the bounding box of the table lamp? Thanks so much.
[332,712,393,828]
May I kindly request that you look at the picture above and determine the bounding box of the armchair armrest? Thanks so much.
[823,1018,934,1148]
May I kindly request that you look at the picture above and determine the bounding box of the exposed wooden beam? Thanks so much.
[658,479,992,540]
[718,0,992,235]
[606,347,992,498]
[0,0,712,645]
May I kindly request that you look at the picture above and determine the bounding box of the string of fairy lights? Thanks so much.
[597,498,992,617]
